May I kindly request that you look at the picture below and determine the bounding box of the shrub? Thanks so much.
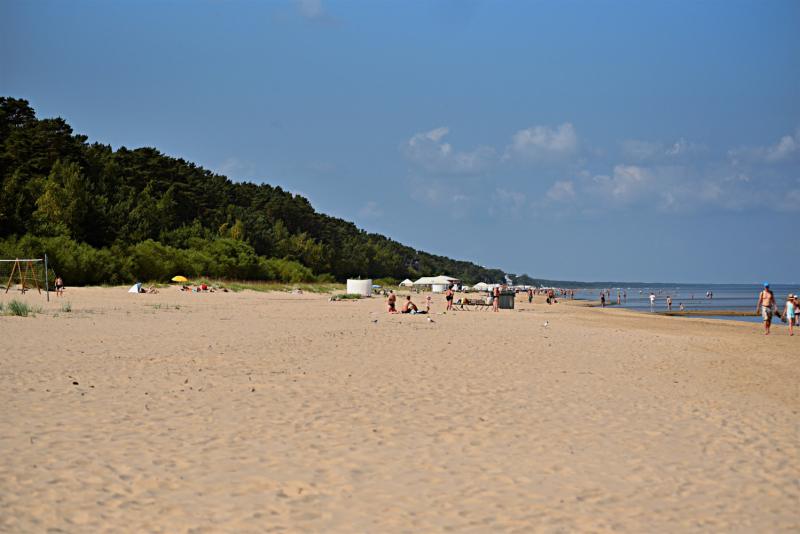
[5,299,30,317]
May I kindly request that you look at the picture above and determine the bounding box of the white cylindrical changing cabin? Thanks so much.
[346,279,372,296]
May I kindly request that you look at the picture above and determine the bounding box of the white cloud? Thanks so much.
[666,138,707,156]
[728,128,800,165]
[216,158,255,178]
[294,0,332,21]
[358,201,383,219]
[489,188,526,217]
[399,127,495,175]
[620,137,707,162]
[503,123,580,166]
[620,140,662,161]
[545,180,576,203]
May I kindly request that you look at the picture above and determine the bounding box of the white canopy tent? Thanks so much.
[413,275,460,286]
[399,279,414,287]
[472,282,490,291]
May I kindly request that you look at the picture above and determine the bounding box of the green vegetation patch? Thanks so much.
[0,98,508,287]
[4,299,42,317]
[332,293,363,300]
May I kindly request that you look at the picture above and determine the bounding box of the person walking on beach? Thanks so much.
[757,283,778,335]
[781,294,795,336]
[794,295,800,327]
[527,287,533,303]
[55,275,64,297]
[493,286,500,312]
[600,293,605,307]
[650,293,656,307]
[445,285,454,311]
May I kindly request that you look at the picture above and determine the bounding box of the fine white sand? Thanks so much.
[1,288,797,533]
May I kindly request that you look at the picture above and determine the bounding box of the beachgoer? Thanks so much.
[757,283,778,335]
[650,293,655,306]
[387,292,399,314]
[794,295,800,327]
[782,294,795,336]
[623,291,626,300]
[401,296,418,314]
[667,296,672,310]
[680,303,684,311]
[445,285,454,311]
[617,293,621,306]
[600,293,605,307]
[691,291,694,299]
[55,276,64,297]
[493,286,500,312]
[421,295,431,314]
[527,288,533,303]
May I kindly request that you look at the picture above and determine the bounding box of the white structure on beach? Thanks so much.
[398,279,414,287]
[412,275,460,286]
[346,279,372,296]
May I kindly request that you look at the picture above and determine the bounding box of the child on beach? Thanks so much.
[782,294,795,336]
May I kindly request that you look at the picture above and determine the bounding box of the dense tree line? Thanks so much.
[0,97,506,285]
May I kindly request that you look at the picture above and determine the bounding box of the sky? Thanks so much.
[2,0,798,284]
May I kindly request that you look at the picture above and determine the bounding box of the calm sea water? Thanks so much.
[572,284,800,324]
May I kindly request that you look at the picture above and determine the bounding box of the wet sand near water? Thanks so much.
[1,288,797,533]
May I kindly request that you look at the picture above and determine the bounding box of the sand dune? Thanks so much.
[1,288,797,532]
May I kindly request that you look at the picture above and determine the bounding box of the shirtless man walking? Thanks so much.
[757,283,778,335]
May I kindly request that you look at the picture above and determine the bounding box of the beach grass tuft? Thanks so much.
[4,299,42,317]
[61,301,72,312]
[332,293,363,300]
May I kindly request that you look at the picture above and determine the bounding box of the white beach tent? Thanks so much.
[128,283,142,293]
[399,279,414,287]
[472,282,490,291]
[413,275,460,286]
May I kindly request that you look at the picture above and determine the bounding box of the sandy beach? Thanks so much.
[0,287,797,533]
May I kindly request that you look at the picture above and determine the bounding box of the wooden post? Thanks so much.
[27,260,41,294]
[5,259,20,294]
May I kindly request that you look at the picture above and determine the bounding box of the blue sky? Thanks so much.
[2,0,798,284]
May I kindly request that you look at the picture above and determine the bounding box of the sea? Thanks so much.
[571,283,800,324]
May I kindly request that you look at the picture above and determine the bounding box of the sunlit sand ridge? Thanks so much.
[1,288,797,533]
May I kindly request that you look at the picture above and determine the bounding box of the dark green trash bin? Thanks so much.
[497,292,515,310]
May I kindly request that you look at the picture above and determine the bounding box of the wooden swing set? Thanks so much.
[4,258,42,294]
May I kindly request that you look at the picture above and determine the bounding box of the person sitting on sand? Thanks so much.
[387,292,399,314]
[401,296,418,314]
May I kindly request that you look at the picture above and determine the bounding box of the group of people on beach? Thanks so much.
[386,291,431,314]
[758,283,797,335]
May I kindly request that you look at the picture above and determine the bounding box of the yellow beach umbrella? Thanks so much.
[171,276,189,282]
